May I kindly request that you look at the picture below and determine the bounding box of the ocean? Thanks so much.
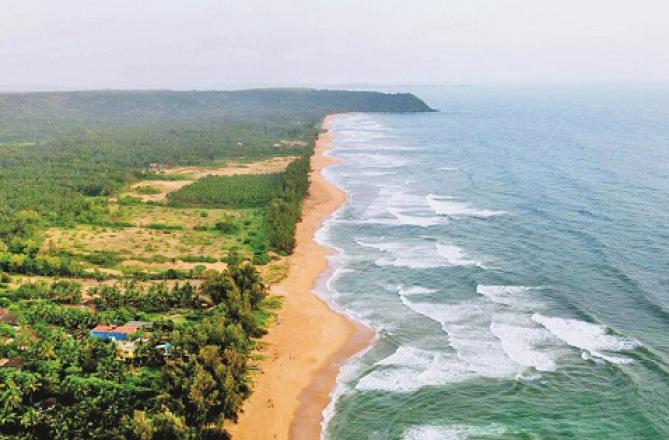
[316,85,669,439]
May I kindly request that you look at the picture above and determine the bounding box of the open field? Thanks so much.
[42,208,267,273]
[126,156,297,202]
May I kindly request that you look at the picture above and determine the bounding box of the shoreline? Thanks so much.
[229,115,374,440]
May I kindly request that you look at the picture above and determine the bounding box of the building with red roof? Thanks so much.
[90,323,139,341]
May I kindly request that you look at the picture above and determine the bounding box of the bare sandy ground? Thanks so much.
[228,115,373,439]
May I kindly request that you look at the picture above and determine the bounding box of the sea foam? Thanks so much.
[476,285,534,307]
[355,239,483,269]
[531,313,639,364]
[426,194,507,218]
[355,346,474,393]
[489,322,557,371]
[436,244,485,267]
[397,296,521,379]
[397,286,438,296]
[404,424,507,440]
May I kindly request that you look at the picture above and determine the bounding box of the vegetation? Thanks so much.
[168,173,284,208]
[267,154,311,254]
[134,185,162,195]
[92,281,199,312]
[0,260,267,439]
[0,88,431,439]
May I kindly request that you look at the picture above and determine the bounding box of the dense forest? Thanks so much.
[0,88,432,439]
[0,89,432,137]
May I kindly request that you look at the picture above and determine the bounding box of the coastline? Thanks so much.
[229,114,374,440]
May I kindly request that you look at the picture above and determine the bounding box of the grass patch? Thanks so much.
[167,173,284,208]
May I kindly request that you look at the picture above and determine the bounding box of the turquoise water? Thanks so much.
[318,85,669,439]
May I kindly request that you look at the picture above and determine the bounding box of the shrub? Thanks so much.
[135,185,162,195]
[214,216,240,234]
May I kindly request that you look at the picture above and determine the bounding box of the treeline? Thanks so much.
[266,153,311,254]
[92,281,199,313]
[0,260,268,439]
[167,173,284,208]
[0,251,85,277]
[13,280,83,304]
[0,89,433,136]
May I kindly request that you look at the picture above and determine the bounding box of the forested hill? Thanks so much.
[0,88,433,125]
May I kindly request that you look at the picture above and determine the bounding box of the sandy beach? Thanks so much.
[228,115,373,440]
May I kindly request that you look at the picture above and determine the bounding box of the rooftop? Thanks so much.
[91,324,139,335]
[0,309,17,325]
[0,358,24,369]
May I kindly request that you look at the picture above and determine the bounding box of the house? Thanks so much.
[34,398,57,413]
[0,309,17,326]
[125,320,153,330]
[90,324,139,341]
[0,357,24,370]
[148,162,168,170]
[116,340,137,359]
[155,342,172,356]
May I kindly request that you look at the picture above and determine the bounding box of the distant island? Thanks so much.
[0,89,432,439]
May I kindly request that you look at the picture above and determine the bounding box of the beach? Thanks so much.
[228,115,373,440]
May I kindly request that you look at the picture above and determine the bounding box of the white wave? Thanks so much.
[397,286,437,296]
[356,240,439,269]
[337,144,418,152]
[356,332,551,393]
[415,352,475,384]
[320,342,376,440]
[532,313,639,364]
[375,257,442,269]
[359,121,384,127]
[355,347,473,393]
[387,191,426,207]
[489,322,557,372]
[438,166,459,172]
[354,239,399,252]
[376,346,435,368]
[355,367,424,393]
[359,186,403,222]
[345,153,410,169]
[404,424,507,440]
[346,218,401,226]
[399,298,521,379]
[358,189,445,227]
[427,194,507,218]
[323,267,354,300]
[404,425,468,440]
[436,244,485,267]
[476,285,533,306]
[356,239,484,269]
[359,170,398,177]
[386,191,445,227]
[389,208,444,227]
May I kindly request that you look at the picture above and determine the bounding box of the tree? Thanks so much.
[201,271,239,307]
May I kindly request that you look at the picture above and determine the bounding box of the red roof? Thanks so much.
[91,324,139,334]
[0,309,17,325]
[0,358,24,369]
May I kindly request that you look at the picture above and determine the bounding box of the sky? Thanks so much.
[1,0,668,90]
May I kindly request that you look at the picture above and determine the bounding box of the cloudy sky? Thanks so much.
[2,0,668,90]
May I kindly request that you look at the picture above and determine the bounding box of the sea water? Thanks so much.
[317,85,669,439]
